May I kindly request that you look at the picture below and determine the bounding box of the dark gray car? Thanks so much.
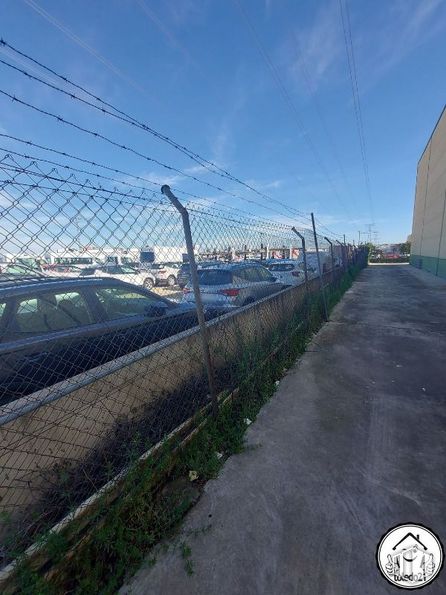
[0,277,198,405]
[182,262,284,313]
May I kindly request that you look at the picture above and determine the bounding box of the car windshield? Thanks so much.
[197,269,232,285]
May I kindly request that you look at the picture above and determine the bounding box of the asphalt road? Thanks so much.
[121,264,446,595]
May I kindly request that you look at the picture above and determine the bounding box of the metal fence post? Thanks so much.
[161,185,219,417]
[311,213,328,321]
[324,237,335,284]
[336,240,346,271]
[291,227,308,290]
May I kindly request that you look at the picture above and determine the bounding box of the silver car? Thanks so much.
[182,263,284,313]
[264,259,304,286]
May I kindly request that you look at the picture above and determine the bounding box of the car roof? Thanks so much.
[0,276,150,299]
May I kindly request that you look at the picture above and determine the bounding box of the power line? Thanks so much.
[290,30,354,201]
[22,0,149,98]
[314,218,344,240]
[338,0,374,223]
[232,0,352,219]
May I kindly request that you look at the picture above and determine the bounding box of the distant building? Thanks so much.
[411,105,446,278]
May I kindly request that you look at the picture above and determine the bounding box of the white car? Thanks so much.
[146,262,181,287]
[264,260,304,286]
[79,264,156,289]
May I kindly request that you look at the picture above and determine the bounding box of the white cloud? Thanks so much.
[118,171,185,190]
[183,164,210,176]
[244,178,284,191]
[288,1,343,91]
[137,0,202,73]
[167,0,208,26]
[371,0,446,79]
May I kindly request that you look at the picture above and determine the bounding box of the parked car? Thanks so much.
[0,263,46,277]
[146,262,181,287]
[177,263,191,289]
[264,259,304,286]
[43,264,84,277]
[182,263,284,314]
[0,277,198,405]
[304,252,333,275]
[296,261,319,279]
[177,261,221,289]
[79,264,156,289]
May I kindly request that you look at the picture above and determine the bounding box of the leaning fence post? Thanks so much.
[311,213,329,321]
[291,227,308,290]
[324,237,335,284]
[161,185,218,417]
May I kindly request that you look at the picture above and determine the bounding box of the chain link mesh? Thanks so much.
[0,153,359,566]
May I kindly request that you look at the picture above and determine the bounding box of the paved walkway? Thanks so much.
[121,265,446,595]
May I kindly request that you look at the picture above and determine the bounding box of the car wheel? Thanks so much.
[144,277,154,289]
[167,275,176,287]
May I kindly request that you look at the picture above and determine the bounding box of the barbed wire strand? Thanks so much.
[0,134,319,231]
[0,40,312,219]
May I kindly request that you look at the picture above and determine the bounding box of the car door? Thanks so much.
[0,289,99,404]
[256,266,282,295]
[90,286,193,358]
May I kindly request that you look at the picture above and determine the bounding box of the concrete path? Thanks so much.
[121,265,446,595]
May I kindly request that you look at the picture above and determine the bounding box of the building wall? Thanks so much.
[411,106,446,278]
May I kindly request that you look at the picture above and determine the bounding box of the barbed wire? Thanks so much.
[0,154,325,239]
[0,39,312,220]
[0,135,320,232]
[0,86,316,225]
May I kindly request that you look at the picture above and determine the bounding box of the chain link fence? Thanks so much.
[0,152,365,570]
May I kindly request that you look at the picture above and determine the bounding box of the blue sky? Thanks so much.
[1,0,446,244]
